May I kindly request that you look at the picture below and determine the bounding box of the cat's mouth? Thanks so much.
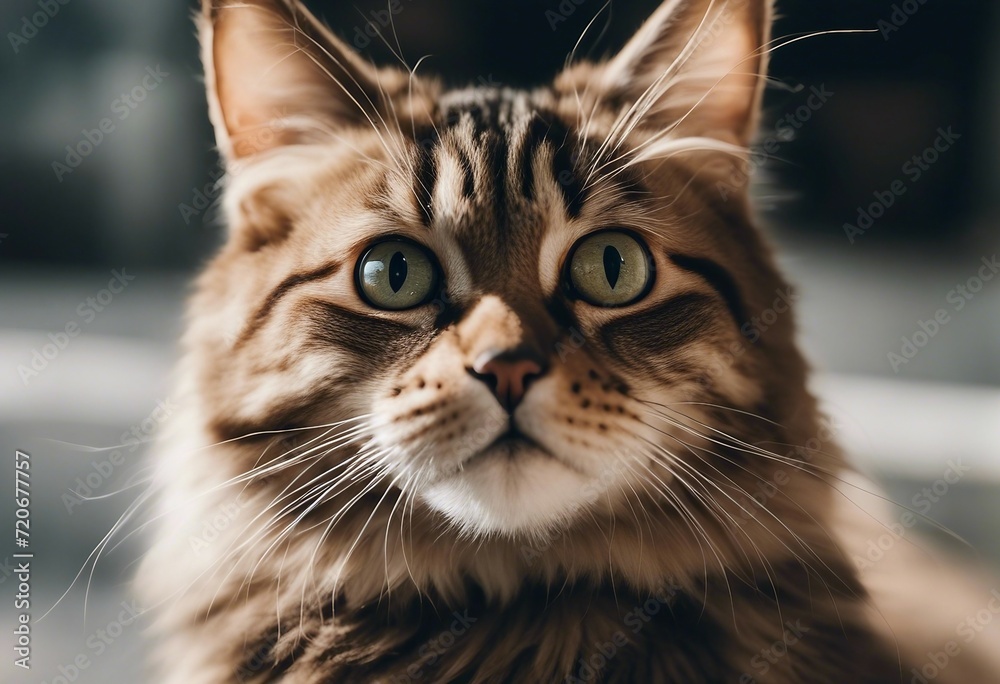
[481,428,548,460]
[466,428,586,475]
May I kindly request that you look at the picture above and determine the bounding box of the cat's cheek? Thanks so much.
[368,377,507,480]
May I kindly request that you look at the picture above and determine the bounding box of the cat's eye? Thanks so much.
[356,239,439,310]
[566,230,653,307]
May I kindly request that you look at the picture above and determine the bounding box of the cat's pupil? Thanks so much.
[603,246,623,289]
[389,251,407,293]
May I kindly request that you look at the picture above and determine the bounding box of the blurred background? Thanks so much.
[1,0,998,681]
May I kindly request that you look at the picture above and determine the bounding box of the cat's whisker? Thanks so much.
[645,436,842,622]
[565,0,613,138]
[671,458,795,634]
[651,444,762,571]
[288,465,395,639]
[654,400,976,553]
[623,451,729,616]
[380,469,420,607]
[235,446,386,555]
[218,451,392,614]
[612,460,658,569]
[41,481,156,623]
[638,400,831,471]
[663,433,918,649]
[101,423,373,563]
[660,424,854,566]
[648,430,827,638]
[668,401,783,427]
[155,429,382,615]
[638,399,974,640]
[301,463,402,621]
[752,28,880,62]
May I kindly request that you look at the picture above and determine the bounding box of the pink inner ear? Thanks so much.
[211,6,300,158]
[664,22,761,140]
[594,0,768,145]
[203,1,386,161]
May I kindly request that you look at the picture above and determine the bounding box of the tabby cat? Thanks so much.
[138,0,1000,681]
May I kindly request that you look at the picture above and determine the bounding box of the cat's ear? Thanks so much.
[199,0,386,160]
[563,0,772,146]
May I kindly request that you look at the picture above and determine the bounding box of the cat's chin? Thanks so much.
[420,438,596,537]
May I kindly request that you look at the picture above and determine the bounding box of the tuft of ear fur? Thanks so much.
[559,0,772,148]
[198,0,395,160]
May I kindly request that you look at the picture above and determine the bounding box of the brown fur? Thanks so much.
[137,1,1000,682]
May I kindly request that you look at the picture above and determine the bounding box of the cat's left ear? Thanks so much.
[560,0,772,146]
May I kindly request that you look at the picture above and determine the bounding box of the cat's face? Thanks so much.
[193,0,807,543]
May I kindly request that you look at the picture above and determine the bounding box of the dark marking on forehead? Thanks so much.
[441,89,515,131]
[519,112,586,218]
[403,89,598,289]
[486,128,510,231]
[412,127,438,226]
[450,141,476,200]
[521,115,552,201]
[551,127,585,218]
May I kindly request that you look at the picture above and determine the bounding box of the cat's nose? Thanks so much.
[469,347,547,412]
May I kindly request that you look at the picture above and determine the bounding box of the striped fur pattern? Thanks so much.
[137,1,1000,682]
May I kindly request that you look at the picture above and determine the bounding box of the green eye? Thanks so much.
[567,230,653,307]
[356,239,439,310]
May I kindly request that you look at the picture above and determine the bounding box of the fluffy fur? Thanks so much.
[137,1,1000,681]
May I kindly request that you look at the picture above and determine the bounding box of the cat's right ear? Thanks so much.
[557,0,772,148]
[199,0,387,161]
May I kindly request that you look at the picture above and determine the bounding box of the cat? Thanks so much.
[137,0,1000,682]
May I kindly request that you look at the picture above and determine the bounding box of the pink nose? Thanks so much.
[471,349,546,411]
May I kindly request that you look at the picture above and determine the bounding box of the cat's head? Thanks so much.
[190,0,820,547]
